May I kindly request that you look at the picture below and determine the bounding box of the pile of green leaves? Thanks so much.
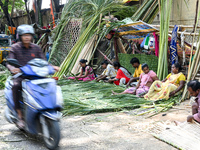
[59,80,179,116]
[59,80,151,116]
[118,53,158,75]
[0,64,10,89]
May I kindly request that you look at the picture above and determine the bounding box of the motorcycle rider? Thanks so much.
[6,24,59,128]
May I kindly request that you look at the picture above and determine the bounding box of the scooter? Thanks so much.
[4,58,63,150]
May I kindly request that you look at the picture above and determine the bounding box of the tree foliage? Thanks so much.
[0,0,25,26]
[0,0,25,13]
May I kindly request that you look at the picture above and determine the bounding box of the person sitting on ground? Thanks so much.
[126,57,143,88]
[112,63,158,97]
[144,62,186,101]
[108,61,132,86]
[67,59,95,81]
[187,80,200,123]
[96,60,117,82]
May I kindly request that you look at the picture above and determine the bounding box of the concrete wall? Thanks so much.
[153,0,198,25]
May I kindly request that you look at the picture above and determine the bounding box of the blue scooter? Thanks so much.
[4,58,63,150]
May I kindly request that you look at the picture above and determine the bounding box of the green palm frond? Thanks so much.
[51,0,136,78]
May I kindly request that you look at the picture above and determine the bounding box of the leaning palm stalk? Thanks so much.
[181,11,200,101]
[132,0,154,21]
[71,35,97,75]
[157,0,173,80]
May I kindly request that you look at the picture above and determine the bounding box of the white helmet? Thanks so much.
[17,24,35,36]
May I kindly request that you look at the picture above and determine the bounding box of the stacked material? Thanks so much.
[150,122,200,150]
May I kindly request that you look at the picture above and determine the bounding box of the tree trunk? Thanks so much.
[24,0,32,24]
[11,0,16,18]
[0,0,15,26]
[37,0,43,26]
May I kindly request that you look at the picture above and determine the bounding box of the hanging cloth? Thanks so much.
[140,33,150,48]
[144,35,150,49]
[153,32,159,57]
[149,36,155,49]
[170,25,179,64]
[181,31,186,65]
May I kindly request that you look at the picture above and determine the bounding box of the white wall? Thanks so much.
[153,0,198,25]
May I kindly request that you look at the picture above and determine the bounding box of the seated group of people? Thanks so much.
[67,58,200,124]
[67,57,186,101]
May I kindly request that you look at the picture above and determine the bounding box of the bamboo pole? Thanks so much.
[192,49,200,80]
[132,0,149,19]
[152,25,200,29]
[132,0,154,21]
[116,38,127,54]
[158,0,161,13]
[97,49,113,65]
[187,5,199,80]
[92,13,102,65]
[192,0,199,33]
[142,0,157,21]
[168,31,199,36]
[181,33,200,101]
[114,37,119,62]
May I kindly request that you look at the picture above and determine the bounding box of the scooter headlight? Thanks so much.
[56,86,63,106]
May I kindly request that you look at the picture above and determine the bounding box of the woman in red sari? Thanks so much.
[108,61,132,86]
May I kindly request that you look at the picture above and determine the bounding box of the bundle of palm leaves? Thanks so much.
[156,0,173,80]
[131,0,159,24]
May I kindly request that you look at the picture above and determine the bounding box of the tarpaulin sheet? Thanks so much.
[117,21,159,40]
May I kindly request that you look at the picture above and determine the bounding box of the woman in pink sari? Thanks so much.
[68,59,95,81]
[112,64,158,97]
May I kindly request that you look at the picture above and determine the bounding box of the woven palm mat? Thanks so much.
[149,121,200,150]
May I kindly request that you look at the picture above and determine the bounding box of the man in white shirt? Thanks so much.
[96,60,117,82]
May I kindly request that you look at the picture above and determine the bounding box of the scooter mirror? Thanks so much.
[6,59,22,68]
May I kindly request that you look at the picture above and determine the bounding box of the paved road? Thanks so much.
[0,90,176,150]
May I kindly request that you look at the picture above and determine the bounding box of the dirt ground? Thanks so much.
[0,89,192,150]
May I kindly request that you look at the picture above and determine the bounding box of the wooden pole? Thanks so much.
[142,0,157,21]
[152,25,200,29]
[116,38,127,54]
[168,31,199,36]
[114,37,119,62]
[188,0,199,78]
[97,49,113,65]
[192,50,200,80]
[192,0,199,33]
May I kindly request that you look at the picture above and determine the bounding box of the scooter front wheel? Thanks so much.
[43,118,60,150]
